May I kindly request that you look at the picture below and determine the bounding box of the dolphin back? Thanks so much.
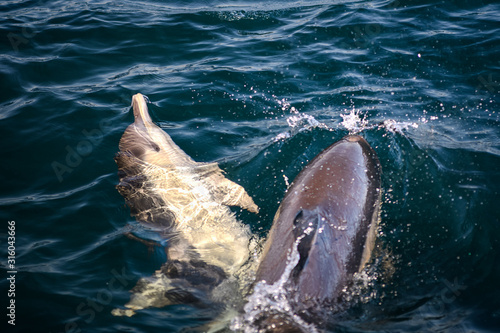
[254,135,382,317]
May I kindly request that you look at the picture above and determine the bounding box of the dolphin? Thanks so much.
[113,93,259,316]
[239,135,382,331]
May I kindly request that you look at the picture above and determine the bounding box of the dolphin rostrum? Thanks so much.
[113,93,259,316]
[237,135,382,332]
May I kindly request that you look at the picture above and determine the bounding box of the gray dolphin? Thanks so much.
[239,135,382,331]
[113,93,259,316]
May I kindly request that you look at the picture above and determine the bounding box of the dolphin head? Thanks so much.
[117,94,194,168]
[131,93,153,126]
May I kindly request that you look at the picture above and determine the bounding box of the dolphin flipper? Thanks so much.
[207,170,260,214]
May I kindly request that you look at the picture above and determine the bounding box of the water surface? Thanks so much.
[1,0,499,332]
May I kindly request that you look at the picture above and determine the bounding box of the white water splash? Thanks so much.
[267,94,431,143]
[231,236,319,333]
[342,270,379,304]
[274,108,330,142]
[340,108,369,133]
[383,119,419,134]
[340,108,424,135]
[283,174,290,187]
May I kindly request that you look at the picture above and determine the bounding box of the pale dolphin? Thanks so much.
[113,93,259,316]
[241,135,382,331]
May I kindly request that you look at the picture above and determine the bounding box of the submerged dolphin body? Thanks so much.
[241,135,382,331]
[113,93,259,316]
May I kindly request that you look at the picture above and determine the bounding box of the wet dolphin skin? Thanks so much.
[248,135,382,331]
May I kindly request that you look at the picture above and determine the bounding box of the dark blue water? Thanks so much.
[1,0,499,332]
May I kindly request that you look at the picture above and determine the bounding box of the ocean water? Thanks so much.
[1,0,499,332]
